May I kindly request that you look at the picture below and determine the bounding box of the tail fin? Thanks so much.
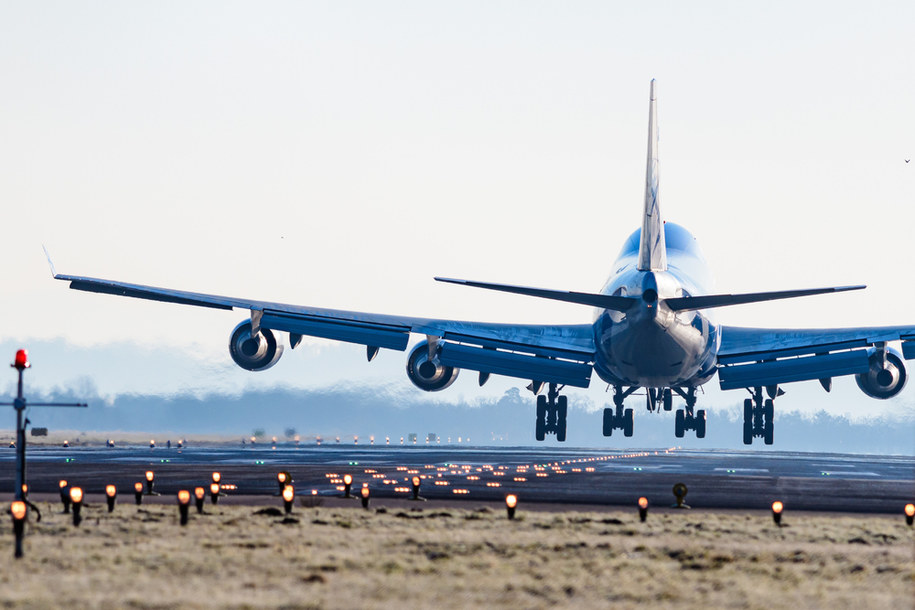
[637,79,667,272]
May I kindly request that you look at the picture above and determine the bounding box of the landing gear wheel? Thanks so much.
[602,407,614,437]
[535,395,547,441]
[695,409,706,439]
[623,408,634,437]
[675,409,685,438]
[763,398,774,445]
[662,389,673,411]
[743,399,753,445]
[556,396,568,442]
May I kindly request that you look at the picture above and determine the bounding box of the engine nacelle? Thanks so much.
[406,340,459,391]
[855,347,907,399]
[229,320,284,371]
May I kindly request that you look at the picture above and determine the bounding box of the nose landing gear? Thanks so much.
[534,383,567,442]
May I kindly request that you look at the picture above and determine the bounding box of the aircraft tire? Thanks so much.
[535,395,547,441]
[623,408,634,436]
[556,396,568,442]
[602,408,614,437]
[675,409,685,438]
[763,399,774,421]
[695,409,706,438]
[663,389,673,411]
[743,421,753,445]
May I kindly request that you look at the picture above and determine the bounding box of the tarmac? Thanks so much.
[2,444,913,513]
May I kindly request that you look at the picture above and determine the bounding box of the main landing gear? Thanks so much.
[673,388,706,439]
[535,383,567,442]
[603,386,635,437]
[743,386,775,445]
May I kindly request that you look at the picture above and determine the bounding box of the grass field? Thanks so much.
[1,497,912,609]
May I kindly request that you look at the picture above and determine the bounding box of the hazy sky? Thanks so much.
[2,2,914,419]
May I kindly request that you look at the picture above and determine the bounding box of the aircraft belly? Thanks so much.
[595,314,711,387]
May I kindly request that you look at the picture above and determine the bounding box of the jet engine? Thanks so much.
[855,347,907,399]
[229,320,284,371]
[406,340,459,391]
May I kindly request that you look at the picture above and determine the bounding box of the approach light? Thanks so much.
[905,503,914,526]
[505,494,518,520]
[277,471,292,495]
[212,472,221,484]
[209,482,220,505]
[59,479,71,513]
[638,497,649,522]
[105,485,117,512]
[343,474,353,498]
[20,484,28,498]
[145,470,158,495]
[10,500,27,559]
[176,490,191,525]
[410,476,424,502]
[282,485,295,514]
[70,487,84,527]
[13,349,30,371]
[360,486,370,509]
[134,482,144,505]
[771,501,784,526]
[194,487,205,513]
[150,439,155,448]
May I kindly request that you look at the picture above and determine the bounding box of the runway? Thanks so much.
[2,444,912,513]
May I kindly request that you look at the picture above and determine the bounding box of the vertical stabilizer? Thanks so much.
[637,79,667,272]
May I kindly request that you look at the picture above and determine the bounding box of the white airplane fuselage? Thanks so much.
[592,222,720,389]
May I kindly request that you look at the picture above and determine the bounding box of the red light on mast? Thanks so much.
[13,349,30,370]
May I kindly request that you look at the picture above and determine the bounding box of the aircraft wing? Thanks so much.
[717,325,915,390]
[54,273,596,387]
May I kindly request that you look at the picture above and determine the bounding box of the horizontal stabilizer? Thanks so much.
[434,277,636,312]
[665,285,865,312]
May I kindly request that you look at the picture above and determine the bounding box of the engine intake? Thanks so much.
[406,340,459,391]
[229,320,283,371]
[855,348,907,399]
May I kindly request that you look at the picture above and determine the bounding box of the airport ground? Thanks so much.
[0,445,912,608]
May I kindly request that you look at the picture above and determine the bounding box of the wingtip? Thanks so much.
[41,244,59,278]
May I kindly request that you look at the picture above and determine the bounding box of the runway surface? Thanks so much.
[2,444,913,513]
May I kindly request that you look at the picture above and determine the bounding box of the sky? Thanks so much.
[1,2,914,427]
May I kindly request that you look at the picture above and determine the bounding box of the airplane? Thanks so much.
[49,80,915,445]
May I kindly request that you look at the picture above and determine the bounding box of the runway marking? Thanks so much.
[713,468,769,473]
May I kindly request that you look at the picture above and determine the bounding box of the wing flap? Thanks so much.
[718,350,871,390]
[261,310,410,351]
[440,343,592,388]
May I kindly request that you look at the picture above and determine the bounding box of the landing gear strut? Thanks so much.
[602,386,635,437]
[743,386,774,445]
[673,388,706,439]
[535,383,567,442]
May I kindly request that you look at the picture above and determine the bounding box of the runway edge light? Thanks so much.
[194,487,206,514]
[210,482,220,505]
[134,482,144,505]
[59,479,70,513]
[771,501,784,526]
[904,503,914,526]
[282,485,295,514]
[361,486,370,509]
[106,485,117,513]
[638,497,649,522]
[343,474,353,498]
[11,500,26,559]
[505,494,518,520]
[70,487,84,527]
[177,490,190,526]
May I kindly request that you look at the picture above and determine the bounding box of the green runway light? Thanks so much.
[64,458,75,463]
[255,460,265,465]
[821,472,830,476]
[633,467,642,471]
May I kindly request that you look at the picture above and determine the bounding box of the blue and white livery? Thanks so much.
[51,81,915,445]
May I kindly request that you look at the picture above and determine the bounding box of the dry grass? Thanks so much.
[0,499,912,609]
